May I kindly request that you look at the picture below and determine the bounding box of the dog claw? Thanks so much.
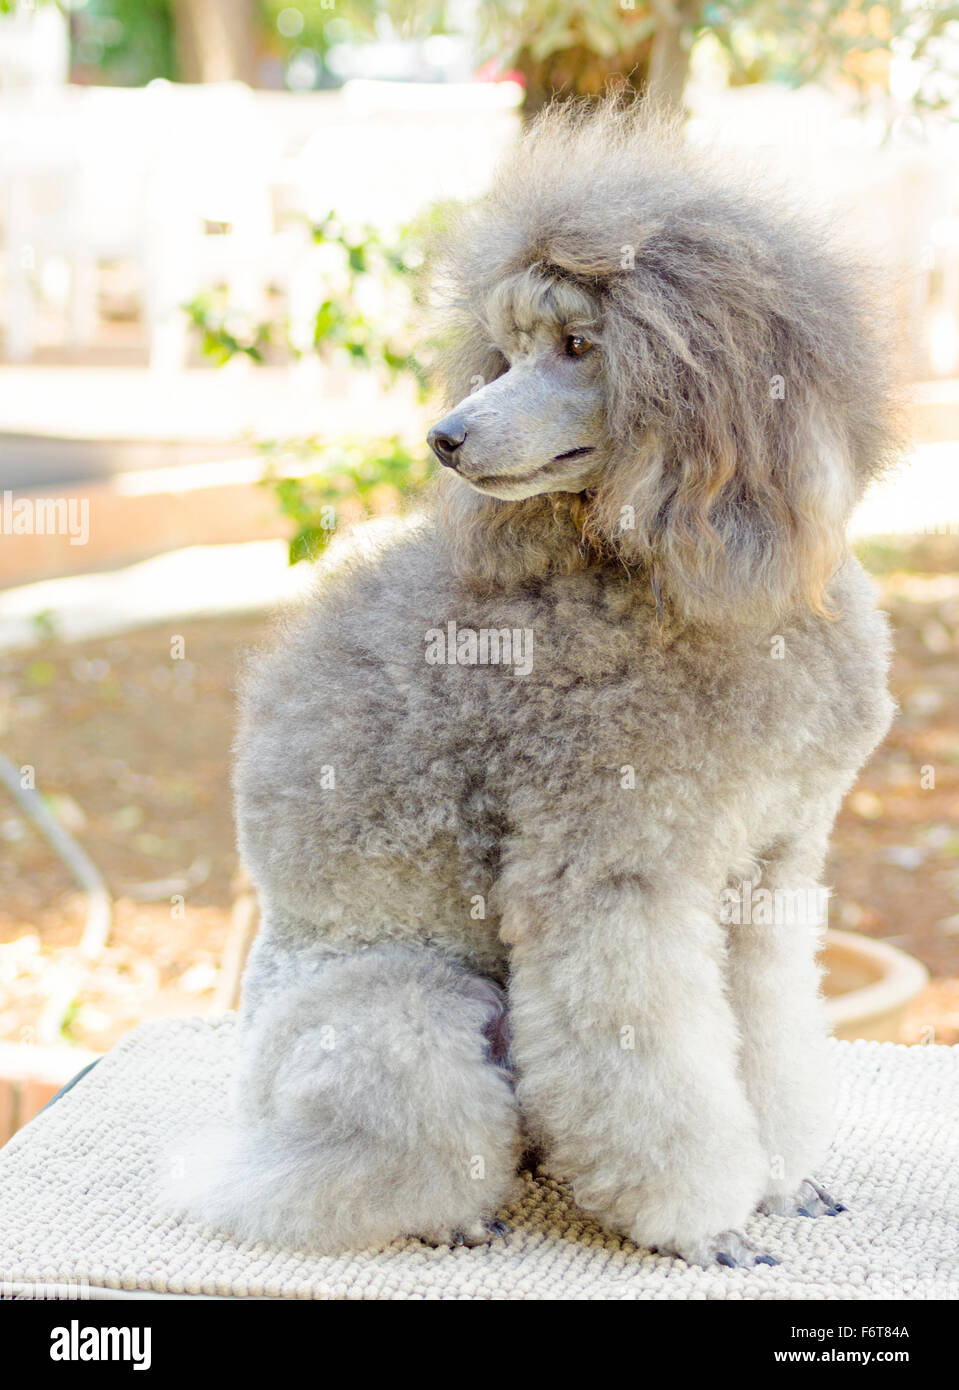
[418,1218,509,1248]
[669,1229,776,1269]
[760,1177,847,1220]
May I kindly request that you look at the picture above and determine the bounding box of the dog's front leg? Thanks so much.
[726,809,843,1219]
[501,863,771,1266]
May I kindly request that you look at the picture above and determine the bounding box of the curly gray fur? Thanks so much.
[164,99,896,1268]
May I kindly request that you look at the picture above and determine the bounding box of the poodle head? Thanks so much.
[431,98,899,624]
[428,268,609,501]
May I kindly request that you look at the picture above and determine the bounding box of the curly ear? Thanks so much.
[592,403,858,625]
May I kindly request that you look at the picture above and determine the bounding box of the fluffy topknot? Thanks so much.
[432,97,900,624]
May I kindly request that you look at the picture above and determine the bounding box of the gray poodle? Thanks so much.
[170,101,896,1267]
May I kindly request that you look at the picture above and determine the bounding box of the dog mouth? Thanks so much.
[551,446,595,462]
[471,447,595,492]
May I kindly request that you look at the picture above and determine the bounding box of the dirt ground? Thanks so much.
[0,613,266,1051]
[1,534,958,1051]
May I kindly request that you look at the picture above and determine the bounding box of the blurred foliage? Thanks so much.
[482,0,656,62]
[25,659,56,688]
[331,0,959,114]
[258,0,377,85]
[480,1,959,111]
[59,995,83,1043]
[29,610,59,644]
[306,209,432,389]
[185,208,438,564]
[183,290,272,365]
[263,436,432,564]
[70,0,178,86]
[335,0,449,40]
[703,1,959,110]
[184,209,430,380]
[854,533,959,577]
[6,0,957,112]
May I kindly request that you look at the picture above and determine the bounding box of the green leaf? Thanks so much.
[289,528,327,565]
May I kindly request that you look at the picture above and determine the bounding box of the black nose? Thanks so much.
[427,418,467,468]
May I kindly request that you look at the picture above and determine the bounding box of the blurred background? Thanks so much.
[1,0,959,1136]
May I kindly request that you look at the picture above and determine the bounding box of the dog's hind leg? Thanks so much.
[164,941,522,1252]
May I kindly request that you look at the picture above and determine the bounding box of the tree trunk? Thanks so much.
[171,0,259,85]
[514,41,653,120]
[646,0,702,113]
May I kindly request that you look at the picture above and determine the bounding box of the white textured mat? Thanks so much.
[0,1018,957,1300]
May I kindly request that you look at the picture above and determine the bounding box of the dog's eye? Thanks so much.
[565,335,594,357]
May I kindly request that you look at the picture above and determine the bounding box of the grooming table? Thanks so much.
[0,1018,956,1300]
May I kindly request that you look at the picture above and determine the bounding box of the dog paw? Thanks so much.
[415,1218,510,1248]
[659,1230,779,1269]
[759,1177,846,1219]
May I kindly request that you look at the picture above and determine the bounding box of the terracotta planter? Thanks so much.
[0,1043,100,1146]
[822,929,929,1043]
